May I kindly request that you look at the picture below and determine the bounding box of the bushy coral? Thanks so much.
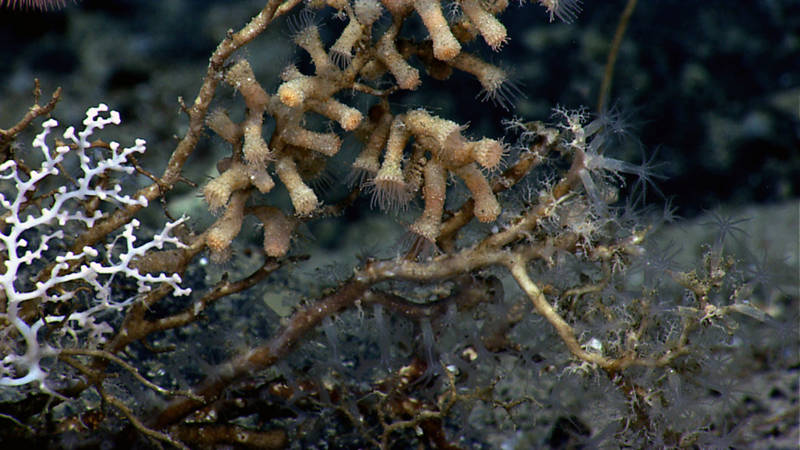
[0,1,795,448]
[0,105,189,391]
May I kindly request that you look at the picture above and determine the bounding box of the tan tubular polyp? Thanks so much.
[448,51,507,96]
[206,109,241,145]
[457,163,500,222]
[247,167,275,194]
[376,26,420,90]
[470,138,504,169]
[281,126,341,157]
[410,161,446,241]
[354,109,393,174]
[330,17,363,63]
[309,98,363,131]
[294,25,336,75]
[413,0,461,60]
[207,189,248,254]
[460,0,507,50]
[242,114,272,165]
[404,109,463,156]
[225,60,272,165]
[378,114,410,178]
[226,60,269,111]
[251,205,294,257]
[275,156,318,215]
[204,161,251,211]
[446,137,504,169]
[278,76,324,108]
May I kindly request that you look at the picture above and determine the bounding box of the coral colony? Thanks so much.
[0,0,793,448]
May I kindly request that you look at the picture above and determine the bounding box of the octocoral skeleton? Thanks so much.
[0,105,189,390]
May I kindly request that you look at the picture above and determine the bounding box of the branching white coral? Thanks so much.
[0,104,190,391]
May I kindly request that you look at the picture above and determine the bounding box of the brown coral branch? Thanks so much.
[0,80,61,154]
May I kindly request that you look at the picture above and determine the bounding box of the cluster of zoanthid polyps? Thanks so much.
[0,105,190,391]
[200,0,573,261]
